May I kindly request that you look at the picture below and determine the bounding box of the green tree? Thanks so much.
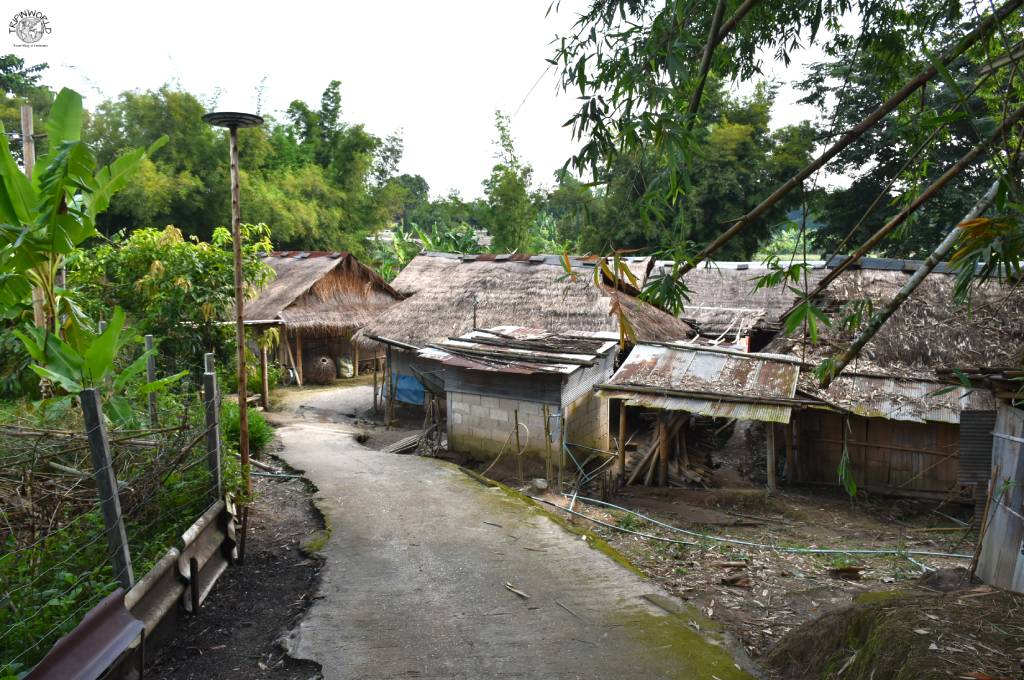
[482,112,535,252]
[69,224,274,374]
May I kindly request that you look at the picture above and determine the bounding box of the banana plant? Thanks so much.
[0,87,167,334]
[14,307,187,427]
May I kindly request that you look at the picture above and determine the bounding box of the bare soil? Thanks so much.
[526,481,1024,678]
[146,466,324,680]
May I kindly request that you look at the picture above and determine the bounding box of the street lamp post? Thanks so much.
[202,111,263,503]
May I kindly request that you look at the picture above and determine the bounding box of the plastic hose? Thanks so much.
[557,493,973,560]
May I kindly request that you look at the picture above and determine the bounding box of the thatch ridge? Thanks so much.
[358,255,693,347]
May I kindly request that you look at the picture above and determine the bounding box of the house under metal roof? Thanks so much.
[596,343,802,424]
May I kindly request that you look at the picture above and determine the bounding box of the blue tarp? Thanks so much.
[394,373,425,405]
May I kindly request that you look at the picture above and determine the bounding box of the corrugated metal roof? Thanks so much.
[418,326,618,376]
[598,343,801,424]
[801,374,995,424]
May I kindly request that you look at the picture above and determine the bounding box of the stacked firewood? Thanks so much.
[623,413,713,487]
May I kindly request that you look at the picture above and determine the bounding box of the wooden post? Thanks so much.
[203,372,223,502]
[295,330,303,386]
[783,420,795,481]
[617,401,627,478]
[766,423,777,492]
[204,352,216,374]
[81,389,134,590]
[514,408,523,482]
[227,125,250,496]
[658,415,669,486]
[145,335,159,428]
[21,105,45,331]
[543,404,553,484]
[259,345,270,409]
[352,341,359,379]
[373,357,379,413]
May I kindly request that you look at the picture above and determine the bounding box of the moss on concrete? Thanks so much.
[606,605,753,679]
[459,467,754,679]
[302,528,331,554]
[458,467,645,576]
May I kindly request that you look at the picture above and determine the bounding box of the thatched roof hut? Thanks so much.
[245,251,401,343]
[358,253,694,348]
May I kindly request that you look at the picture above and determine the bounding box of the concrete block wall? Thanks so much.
[448,392,553,460]
[564,390,610,452]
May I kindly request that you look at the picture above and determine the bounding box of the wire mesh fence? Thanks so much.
[0,378,232,677]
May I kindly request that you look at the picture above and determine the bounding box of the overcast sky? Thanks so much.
[9,1,824,199]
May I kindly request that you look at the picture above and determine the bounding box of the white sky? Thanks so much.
[8,1,827,199]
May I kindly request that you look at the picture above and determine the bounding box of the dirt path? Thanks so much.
[276,419,755,680]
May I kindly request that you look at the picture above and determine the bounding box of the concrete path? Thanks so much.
[277,421,753,680]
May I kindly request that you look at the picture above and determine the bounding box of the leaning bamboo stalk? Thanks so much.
[676,0,1022,276]
[802,109,1023,317]
[821,178,1002,387]
[686,0,726,122]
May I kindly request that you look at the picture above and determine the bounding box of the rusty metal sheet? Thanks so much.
[805,374,995,424]
[418,326,618,376]
[598,343,799,423]
[596,388,792,423]
[25,588,143,680]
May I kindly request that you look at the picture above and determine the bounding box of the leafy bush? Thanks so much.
[221,401,274,454]
[69,224,275,376]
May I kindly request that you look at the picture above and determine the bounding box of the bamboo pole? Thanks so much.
[686,0,726,123]
[766,424,777,493]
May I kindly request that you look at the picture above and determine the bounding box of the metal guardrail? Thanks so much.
[24,589,143,680]
[26,498,239,680]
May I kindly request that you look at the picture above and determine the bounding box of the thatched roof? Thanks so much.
[245,251,401,338]
[769,267,1024,380]
[647,261,828,336]
[358,253,694,347]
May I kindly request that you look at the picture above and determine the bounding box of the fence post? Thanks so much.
[145,335,159,428]
[81,388,134,590]
[203,371,223,502]
[204,352,216,374]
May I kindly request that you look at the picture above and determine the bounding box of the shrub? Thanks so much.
[221,401,274,454]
